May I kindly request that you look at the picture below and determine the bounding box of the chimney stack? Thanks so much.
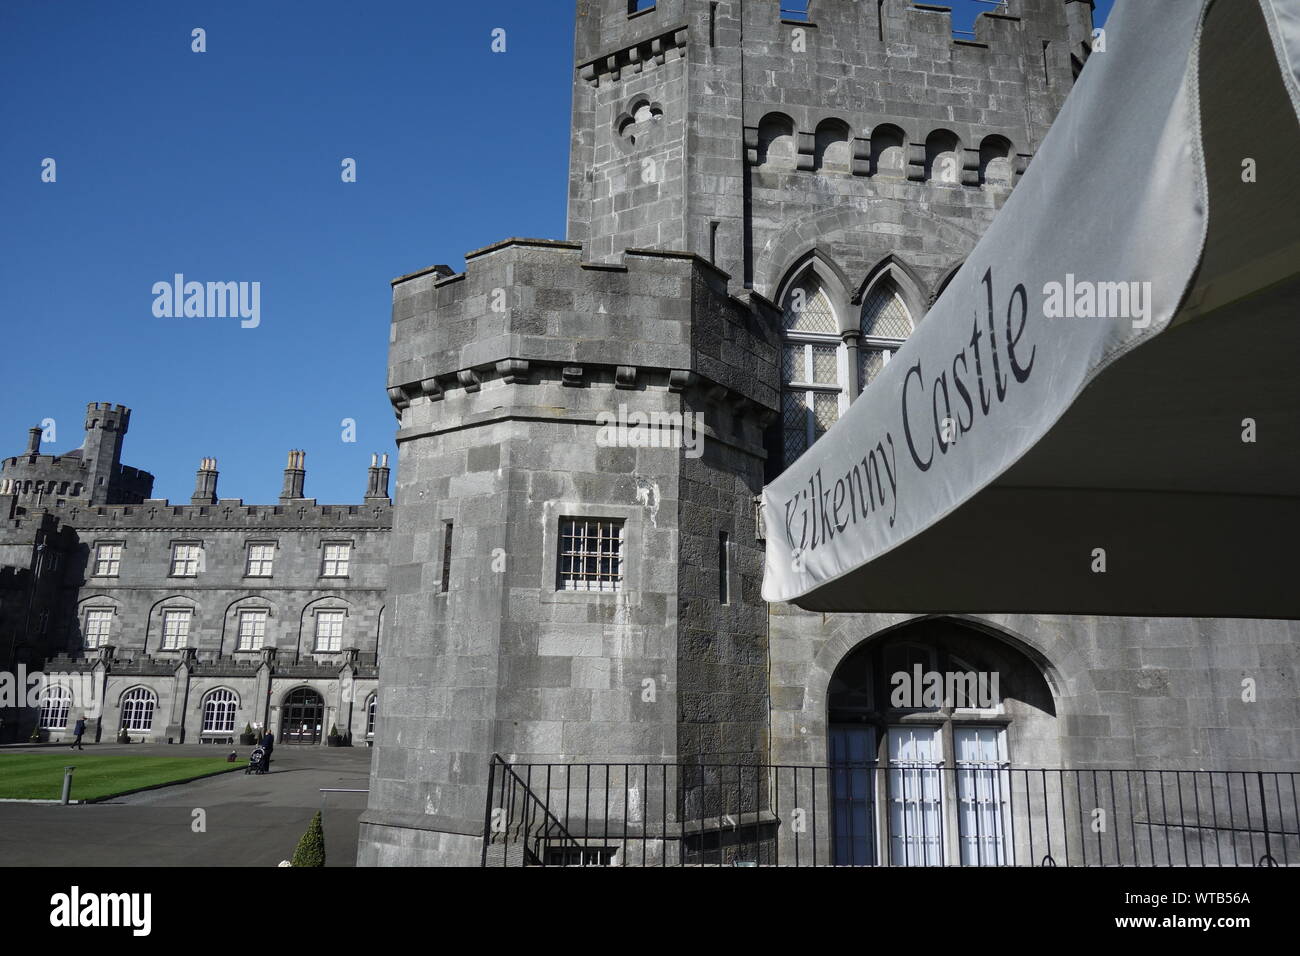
[280,449,306,501]
[365,453,391,502]
[25,427,42,456]
[191,457,219,505]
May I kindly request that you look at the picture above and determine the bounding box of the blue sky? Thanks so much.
[0,0,1112,505]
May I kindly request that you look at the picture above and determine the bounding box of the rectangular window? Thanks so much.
[84,609,113,648]
[161,609,193,650]
[954,727,1011,865]
[628,0,655,15]
[887,726,944,865]
[440,522,454,593]
[781,0,811,22]
[322,543,351,577]
[558,518,625,593]
[237,609,268,651]
[170,543,202,577]
[314,610,345,652]
[246,543,275,577]
[830,726,877,866]
[93,543,122,577]
[718,531,730,605]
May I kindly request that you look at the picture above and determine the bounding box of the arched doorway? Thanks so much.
[280,688,325,745]
[826,618,1057,866]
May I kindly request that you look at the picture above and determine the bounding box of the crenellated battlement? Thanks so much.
[387,237,780,422]
[20,496,392,530]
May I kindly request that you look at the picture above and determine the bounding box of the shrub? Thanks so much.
[291,811,326,867]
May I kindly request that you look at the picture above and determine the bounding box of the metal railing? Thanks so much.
[482,757,1300,867]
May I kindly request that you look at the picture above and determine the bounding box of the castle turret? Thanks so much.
[82,403,130,505]
[191,457,219,505]
[24,428,41,456]
[364,453,391,502]
[280,450,306,501]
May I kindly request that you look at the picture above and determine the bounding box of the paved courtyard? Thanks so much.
[0,743,373,867]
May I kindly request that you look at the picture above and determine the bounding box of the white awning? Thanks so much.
[761,0,1300,618]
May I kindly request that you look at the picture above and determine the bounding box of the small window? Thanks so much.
[558,518,625,593]
[161,608,193,650]
[237,609,268,651]
[39,686,72,730]
[440,522,454,593]
[246,543,275,577]
[314,610,345,652]
[170,543,202,577]
[366,695,377,737]
[93,543,122,577]
[628,0,655,15]
[719,531,730,605]
[781,1,811,22]
[322,542,351,578]
[84,608,113,648]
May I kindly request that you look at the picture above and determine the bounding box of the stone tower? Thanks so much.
[360,0,1094,866]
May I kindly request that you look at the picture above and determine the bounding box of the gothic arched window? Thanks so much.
[202,688,238,734]
[858,276,914,392]
[781,272,847,467]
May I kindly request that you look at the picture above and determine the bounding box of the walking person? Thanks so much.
[70,717,86,750]
[259,729,275,774]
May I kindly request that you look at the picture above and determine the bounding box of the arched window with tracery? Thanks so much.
[857,276,915,392]
[120,686,157,733]
[202,688,238,734]
[781,271,847,467]
[39,686,72,730]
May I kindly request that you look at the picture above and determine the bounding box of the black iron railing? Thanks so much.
[482,757,1300,867]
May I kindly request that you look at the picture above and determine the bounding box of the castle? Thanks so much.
[0,404,390,746]
[359,0,1299,867]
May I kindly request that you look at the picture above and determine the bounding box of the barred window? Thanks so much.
[859,277,914,391]
[202,688,238,734]
[161,608,192,650]
[170,543,202,577]
[314,610,345,651]
[120,687,156,733]
[558,518,625,592]
[84,608,113,648]
[246,543,275,577]
[93,543,122,577]
[322,543,351,577]
[237,609,268,651]
[39,686,72,730]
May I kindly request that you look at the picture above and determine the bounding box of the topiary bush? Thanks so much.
[291,810,326,867]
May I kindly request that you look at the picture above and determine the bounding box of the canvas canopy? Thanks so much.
[761,0,1300,618]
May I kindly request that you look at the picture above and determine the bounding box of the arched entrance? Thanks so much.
[280,688,325,745]
[826,617,1057,866]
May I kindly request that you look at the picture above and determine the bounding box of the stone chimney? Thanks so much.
[365,453,391,502]
[280,450,306,502]
[191,457,219,505]
[25,427,41,456]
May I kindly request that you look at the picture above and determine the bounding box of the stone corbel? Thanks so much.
[961,147,981,186]
[615,366,638,389]
[796,131,816,171]
[420,377,444,401]
[906,142,927,182]
[562,366,585,387]
[496,359,530,384]
[851,137,872,176]
[457,369,481,393]
[668,369,696,393]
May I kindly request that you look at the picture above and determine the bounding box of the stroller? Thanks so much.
[245,746,270,775]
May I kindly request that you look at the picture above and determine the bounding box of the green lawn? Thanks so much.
[0,754,241,801]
